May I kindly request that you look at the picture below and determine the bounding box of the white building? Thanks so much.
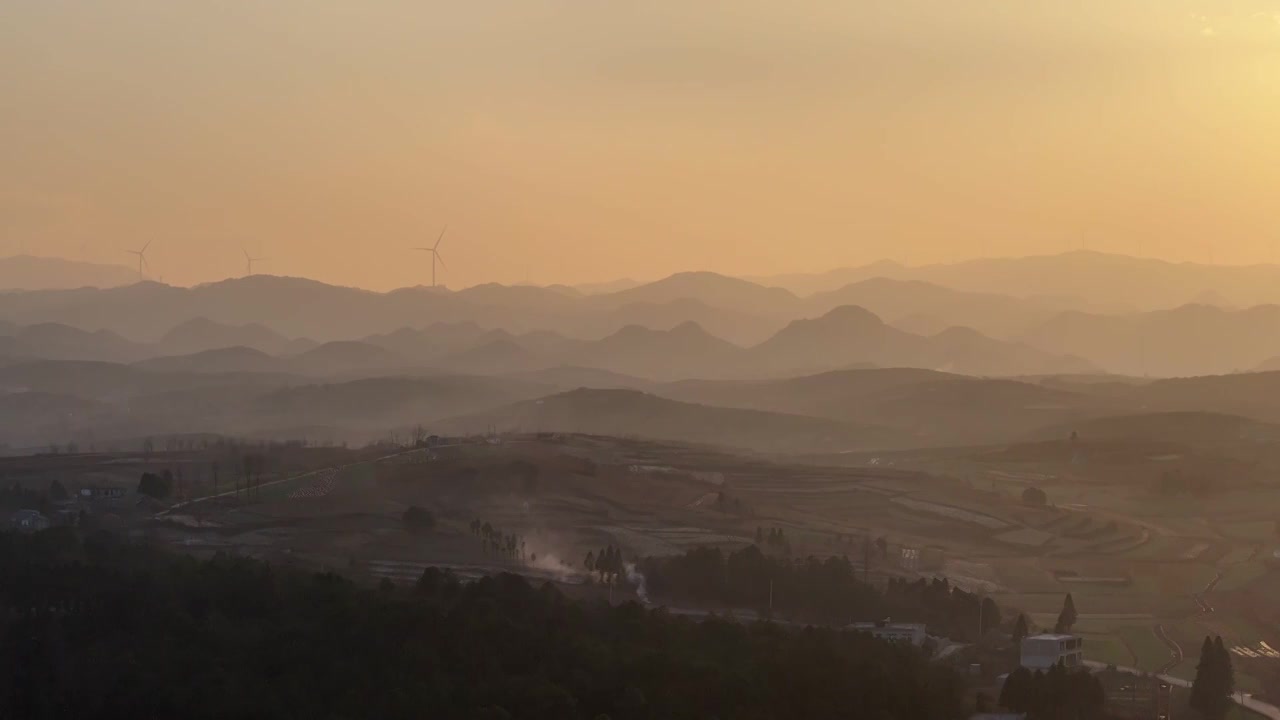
[9,509,50,533]
[849,620,928,646]
[1020,634,1084,670]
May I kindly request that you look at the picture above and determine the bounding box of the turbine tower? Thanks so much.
[126,241,152,280]
[243,247,266,276]
[412,226,448,288]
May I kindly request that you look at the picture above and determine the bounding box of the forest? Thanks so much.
[0,529,966,720]
[639,545,1002,641]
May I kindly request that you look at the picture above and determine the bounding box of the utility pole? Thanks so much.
[978,591,985,641]
[863,535,871,583]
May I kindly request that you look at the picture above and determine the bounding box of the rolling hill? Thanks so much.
[134,346,287,375]
[1018,304,1280,376]
[0,255,139,290]
[660,368,1100,447]
[437,387,910,453]
[747,306,1093,377]
[159,317,299,356]
[756,251,1280,311]
[575,322,743,380]
[803,277,1062,338]
[289,341,406,377]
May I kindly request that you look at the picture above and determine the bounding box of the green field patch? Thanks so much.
[1221,521,1277,542]
[1126,564,1218,596]
[994,527,1054,547]
[1082,633,1134,668]
[889,496,1010,529]
[1114,625,1175,674]
[1123,536,1192,561]
[1218,546,1258,567]
[1216,561,1271,592]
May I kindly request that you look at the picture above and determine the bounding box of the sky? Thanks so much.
[3,1,1280,290]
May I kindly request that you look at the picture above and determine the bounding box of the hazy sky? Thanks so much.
[3,1,1280,289]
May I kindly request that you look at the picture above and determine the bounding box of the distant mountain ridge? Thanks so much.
[0,301,1094,380]
[0,255,139,290]
[1017,303,1280,376]
[437,387,912,453]
[4,253,1278,377]
[752,250,1280,311]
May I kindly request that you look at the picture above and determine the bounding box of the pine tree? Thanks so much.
[1209,635,1235,719]
[1013,613,1029,645]
[1190,636,1216,717]
[999,667,1032,712]
[1054,593,1077,633]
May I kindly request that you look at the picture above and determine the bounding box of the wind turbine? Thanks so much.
[126,241,152,280]
[412,226,448,288]
[243,247,266,276]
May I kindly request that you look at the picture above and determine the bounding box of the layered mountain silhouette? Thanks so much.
[159,317,308,356]
[747,306,1092,377]
[754,251,1280,312]
[0,294,1094,380]
[0,323,149,363]
[1018,304,1280,376]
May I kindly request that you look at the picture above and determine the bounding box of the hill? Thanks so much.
[660,368,1097,447]
[254,375,550,427]
[747,306,1092,377]
[576,322,743,380]
[594,271,800,318]
[159,317,296,356]
[1026,411,1280,445]
[439,387,910,453]
[804,277,1061,337]
[289,341,406,376]
[134,346,286,375]
[590,298,781,346]
[0,391,113,449]
[1018,304,1280,376]
[429,337,550,375]
[757,251,1280,311]
[0,255,138,290]
[0,323,149,363]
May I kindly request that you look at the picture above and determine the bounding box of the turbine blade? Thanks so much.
[433,226,447,250]
[243,248,251,261]
[434,252,447,269]
[140,239,152,254]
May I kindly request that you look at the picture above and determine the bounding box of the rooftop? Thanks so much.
[849,621,926,630]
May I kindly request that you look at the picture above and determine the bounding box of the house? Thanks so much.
[10,509,50,533]
[80,486,126,500]
[1020,634,1084,670]
[849,620,928,646]
[1094,668,1171,720]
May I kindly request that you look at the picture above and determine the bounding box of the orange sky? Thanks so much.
[3,1,1280,290]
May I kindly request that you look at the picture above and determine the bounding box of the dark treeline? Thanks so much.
[0,529,965,720]
[468,519,527,562]
[639,545,1001,641]
[998,663,1105,720]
